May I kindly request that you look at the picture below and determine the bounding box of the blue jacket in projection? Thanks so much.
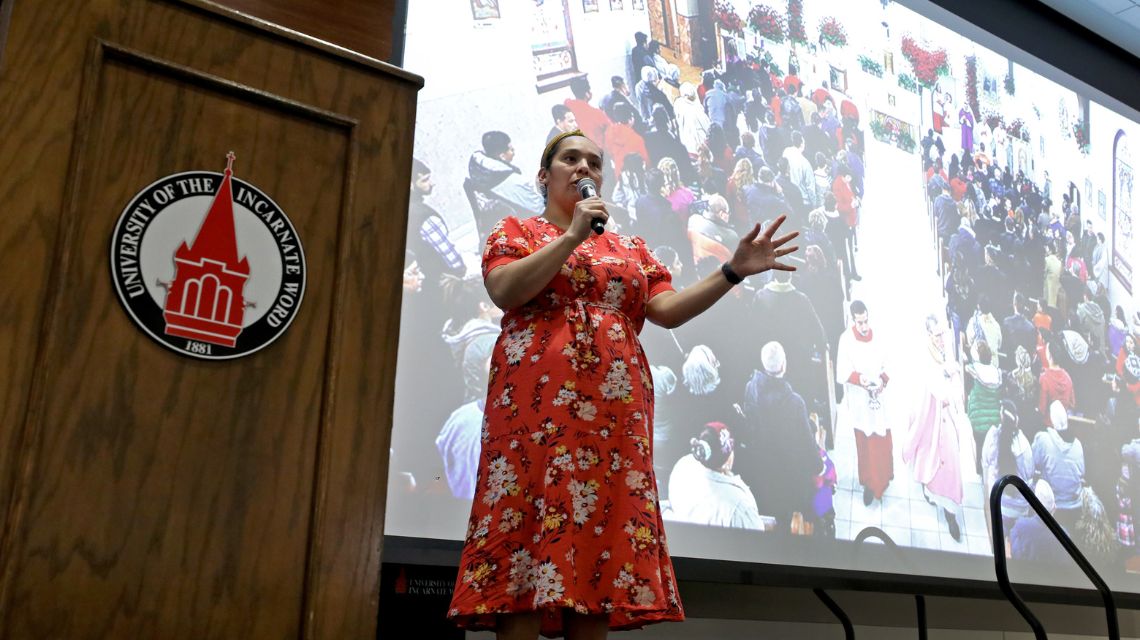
[1032,429,1086,511]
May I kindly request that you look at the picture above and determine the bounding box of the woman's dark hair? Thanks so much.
[997,400,1020,477]
[690,422,733,470]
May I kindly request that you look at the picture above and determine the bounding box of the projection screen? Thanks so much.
[387,0,1140,594]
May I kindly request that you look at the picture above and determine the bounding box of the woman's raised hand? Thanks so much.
[728,215,800,277]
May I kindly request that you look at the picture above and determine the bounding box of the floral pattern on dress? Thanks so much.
[448,215,683,637]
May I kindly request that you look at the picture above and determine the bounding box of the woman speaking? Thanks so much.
[447,130,798,639]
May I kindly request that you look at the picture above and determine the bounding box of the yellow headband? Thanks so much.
[541,129,590,169]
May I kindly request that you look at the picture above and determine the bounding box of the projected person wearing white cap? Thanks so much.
[1031,400,1086,532]
[1010,479,1068,563]
[738,341,825,534]
[835,300,892,507]
[903,314,975,542]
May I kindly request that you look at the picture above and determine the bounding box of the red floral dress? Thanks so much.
[448,215,684,636]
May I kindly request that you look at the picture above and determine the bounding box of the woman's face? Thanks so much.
[538,136,604,211]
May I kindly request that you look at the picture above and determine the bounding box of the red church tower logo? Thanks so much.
[110,152,306,360]
[163,152,250,347]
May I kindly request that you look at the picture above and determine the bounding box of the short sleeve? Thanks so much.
[636,236,675,299]
[481,216,533,279]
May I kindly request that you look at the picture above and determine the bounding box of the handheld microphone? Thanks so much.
[577,178,605,235]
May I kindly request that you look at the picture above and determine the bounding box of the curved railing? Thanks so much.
[989,474,1120,640]
[812,587,854,640]
[854,526,928,640]
[812,526,928,639]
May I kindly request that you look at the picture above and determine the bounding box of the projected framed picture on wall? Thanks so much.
[470,0,499,20]
[631,0,644,10]
[583,0,599,12]
[610,0,623,9]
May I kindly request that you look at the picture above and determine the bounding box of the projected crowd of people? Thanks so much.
[392,0,1140,585]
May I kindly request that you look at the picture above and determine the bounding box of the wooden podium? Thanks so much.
[0,1,421,637]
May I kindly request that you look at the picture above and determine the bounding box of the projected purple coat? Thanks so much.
[959,107,975,153]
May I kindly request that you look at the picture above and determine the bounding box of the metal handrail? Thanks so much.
[813,588,855,640]
[854,526,928,640]
[989,474,1120,640]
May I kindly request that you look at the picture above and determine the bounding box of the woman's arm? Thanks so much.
[644,270,734,329]
[647,217,798,329]
[485,199,608,310]
[485,233,578,310]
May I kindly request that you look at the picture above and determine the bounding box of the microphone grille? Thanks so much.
[577,177,597,196]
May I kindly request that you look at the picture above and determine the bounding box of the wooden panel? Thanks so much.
[0,0,421,638]
[213,0,398,62]
[0,0,11,70]
[0,0,94,558]
[3,42,351,638]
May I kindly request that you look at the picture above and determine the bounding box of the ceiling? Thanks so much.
[1036,0,1140,62]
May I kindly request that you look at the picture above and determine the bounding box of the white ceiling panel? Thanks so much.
[1089,0,1137,14]
[1037,0,1140,61]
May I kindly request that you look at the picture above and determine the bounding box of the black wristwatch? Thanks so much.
[721,262,743,285]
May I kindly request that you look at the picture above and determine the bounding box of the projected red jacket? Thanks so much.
[840,99,859,123]
[1038,367,1075,427]
[564,98,611,148]
[832,175,857,227]
[605,123,648,175]
[951,177,967,202]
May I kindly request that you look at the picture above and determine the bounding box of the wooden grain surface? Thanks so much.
[0,0,420,637]
[0,0,11,70]
[214,0,398,62]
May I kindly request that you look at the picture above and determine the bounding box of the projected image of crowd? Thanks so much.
[393,0,1140,574]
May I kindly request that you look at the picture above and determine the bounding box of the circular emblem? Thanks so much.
[110,153,306,360]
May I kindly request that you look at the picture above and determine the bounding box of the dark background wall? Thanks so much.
[923,0,1140,111]
[208,0,1140,119]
